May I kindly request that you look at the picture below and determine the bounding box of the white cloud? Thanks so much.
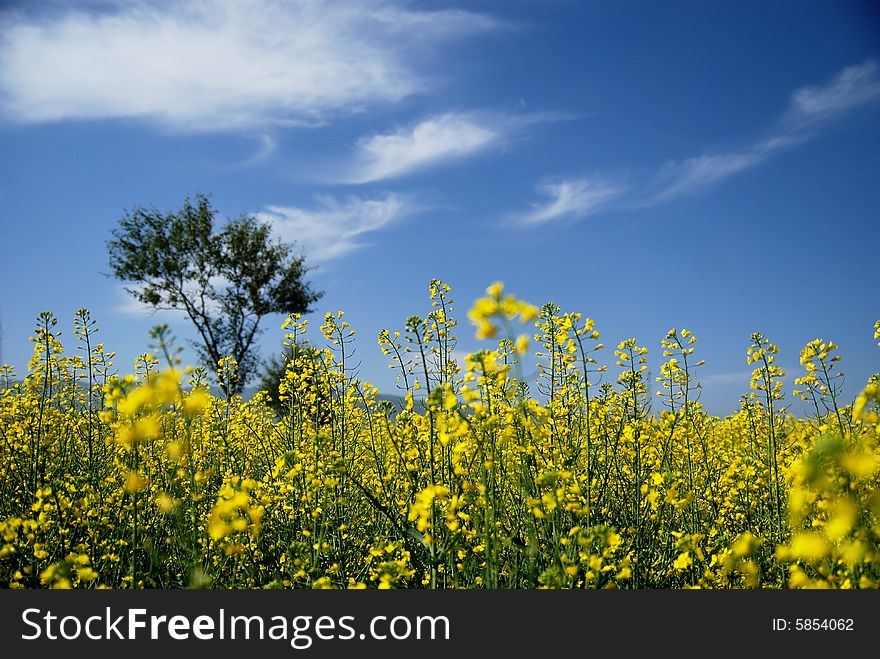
[342,113,500,183]
[0,0,498,131]
[514,177,622,226]
[113,285,183,318]
[241,133,277,166]
[647,59,880,203]
[258,193,413,262]
[113,275,232,317]
[509,60,880,226]
[787,59,880,125]
[649,150,766,203]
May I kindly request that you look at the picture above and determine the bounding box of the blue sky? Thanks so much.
[1,0,878,415]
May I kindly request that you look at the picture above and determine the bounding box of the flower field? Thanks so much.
[1,281,879,589]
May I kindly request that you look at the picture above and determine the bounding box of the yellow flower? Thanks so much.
[124,471,149,493]
[673,552,692,570]
[789,533,828,562]
[183,389,210,416]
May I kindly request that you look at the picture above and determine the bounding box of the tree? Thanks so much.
[107,193,322,394]
[257,348,292,416]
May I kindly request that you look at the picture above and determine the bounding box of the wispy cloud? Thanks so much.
[787,59,880,126]
[513,177,623,226]
[0,0,498,132]
[647,58,880,203]
[245,134,277,165]
[257,193,414,263]
[648,150,767,204]
[113,286,183,318]
[113,276,232,317]
[333,110,575,184]
[510,60,879,226]
[340,113,500,183]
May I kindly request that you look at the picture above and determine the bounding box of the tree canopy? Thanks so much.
[107,193,322,393]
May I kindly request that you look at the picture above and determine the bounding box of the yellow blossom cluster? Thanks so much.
[0,286,878,589]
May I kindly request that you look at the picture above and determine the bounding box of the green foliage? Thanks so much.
[107,194,322,393]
